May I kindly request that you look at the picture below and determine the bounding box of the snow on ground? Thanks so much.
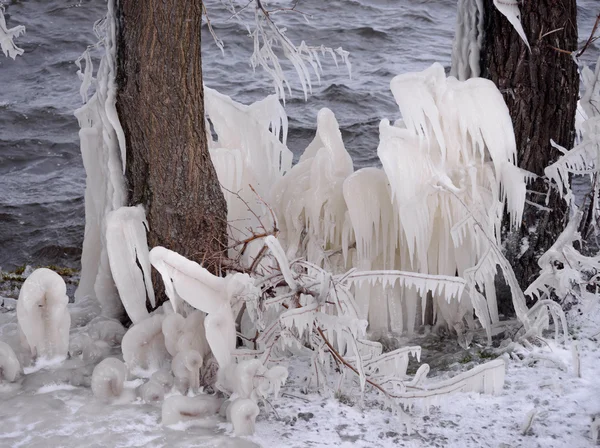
[1,275,599,448]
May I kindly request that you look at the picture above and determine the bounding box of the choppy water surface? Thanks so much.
[0,0,598,270]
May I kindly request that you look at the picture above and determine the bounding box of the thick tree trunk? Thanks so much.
[480,0,579,305]
[115,0,227,305]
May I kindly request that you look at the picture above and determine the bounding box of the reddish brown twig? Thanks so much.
[577,13,600,58]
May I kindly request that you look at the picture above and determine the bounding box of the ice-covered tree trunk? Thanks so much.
[115,0,227,304]
[480,0,578,298]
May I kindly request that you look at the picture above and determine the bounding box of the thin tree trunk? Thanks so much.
[115,0,227,305]
[480,0,579,304]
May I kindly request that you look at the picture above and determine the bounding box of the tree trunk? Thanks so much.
[115,0,227,305]
[480,0,579,305]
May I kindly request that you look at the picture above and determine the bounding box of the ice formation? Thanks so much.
[270,63,527,341]
[105,205,155,323]
[545,56,600,206]
[91,357,128,402]
[220,1,351,101]
[0,341,21,382]
[17,268,71,360]
[0,6,25,59]
[450,0,484,80]
[205,87,292,265]
[137,378,165,403]
[149,246,258,368]
[451,0,530,80]
[121,313,169,377]
[161,395,223,426]
[171,349,203,394]
[227,398,260,436]
[74,0,127,318]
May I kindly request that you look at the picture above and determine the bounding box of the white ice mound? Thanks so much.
[91,357,128,402]
[0,341,21,382]
[106,205,155,323]
[137,378,165,403]
[121,313,169,377]
[150,246,258,368]
[228,398,260,436]
[218,359,288,405]
[17,268,71,360]
[161,395,223,426]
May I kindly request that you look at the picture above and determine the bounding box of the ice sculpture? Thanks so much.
[17,268,71,360]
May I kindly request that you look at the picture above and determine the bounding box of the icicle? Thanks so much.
[105,205,154,323]
[450,0,484,80]
[493,0,531,51]
[75,0,127,316]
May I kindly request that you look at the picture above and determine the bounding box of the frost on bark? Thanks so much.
[480,0,579,301]
[115,0,227,304]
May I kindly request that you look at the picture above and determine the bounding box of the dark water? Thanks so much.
[0,0,598,270]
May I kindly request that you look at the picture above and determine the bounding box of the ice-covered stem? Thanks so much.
[221,0,351,100]
[0,6,25,59]
[17,268,71,360]
[220,183,280,273]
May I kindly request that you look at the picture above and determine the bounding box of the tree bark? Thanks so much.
[480,0,579,304]
[116,0,227,305]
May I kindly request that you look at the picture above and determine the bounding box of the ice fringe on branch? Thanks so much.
[545,56,600,210]
[0,6,25,59]
[218,0,351,101]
